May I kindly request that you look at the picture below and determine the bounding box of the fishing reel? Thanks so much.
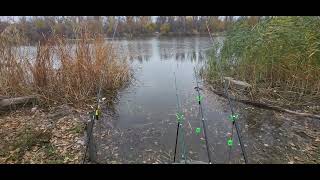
[94,107,101,120]
[88,105,101,121]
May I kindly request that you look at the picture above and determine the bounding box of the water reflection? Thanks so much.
[165,51,206,62]
[118,37,211,63]
[129,55,151,63]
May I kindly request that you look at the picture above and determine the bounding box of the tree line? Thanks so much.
[0,16,267,44]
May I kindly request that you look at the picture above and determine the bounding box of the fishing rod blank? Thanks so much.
[173,72,187,163]
[194,68,213,164]
[82,111,97,163]
[173,120,180,163]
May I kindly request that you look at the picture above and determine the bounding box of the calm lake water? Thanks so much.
[92,36,245,164]
[92,37,319,164]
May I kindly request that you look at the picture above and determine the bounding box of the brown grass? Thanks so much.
[0,27,131,107]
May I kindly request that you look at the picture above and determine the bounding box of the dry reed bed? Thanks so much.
[0,30,131,107]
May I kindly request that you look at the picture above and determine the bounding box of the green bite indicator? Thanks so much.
[228,114,239,122]
[176,112,184,123]
[196,95,203,102]
[195,127,201,135]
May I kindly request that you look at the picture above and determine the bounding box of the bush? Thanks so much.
[160,23,170,34]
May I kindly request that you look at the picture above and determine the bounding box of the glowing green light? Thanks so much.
[196,95,203,102]
[195,127,201,134]
[227,139,233,146]
[228,114,239,122]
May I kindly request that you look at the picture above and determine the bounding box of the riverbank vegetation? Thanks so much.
[0,16,240,43]
[0,26,131,108]
[205,16,320,113]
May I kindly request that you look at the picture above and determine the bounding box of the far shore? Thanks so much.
[66,32,225,41]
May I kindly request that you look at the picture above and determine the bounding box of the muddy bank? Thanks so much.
[205,79,320,115]
[201,79,320,163]
[212,89,320,164]
[0,105,87,164]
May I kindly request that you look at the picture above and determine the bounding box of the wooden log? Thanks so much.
[224,77,252,89]
[0,95,38,111]
[208,86,320,120]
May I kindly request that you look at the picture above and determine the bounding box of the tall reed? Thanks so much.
[206,16,320,109]
[0,26,131,107]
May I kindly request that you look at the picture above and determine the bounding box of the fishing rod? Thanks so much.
[173,72,187,163]
[194,67,213,164]
[82,20,119,164]
[205,20,248,164]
